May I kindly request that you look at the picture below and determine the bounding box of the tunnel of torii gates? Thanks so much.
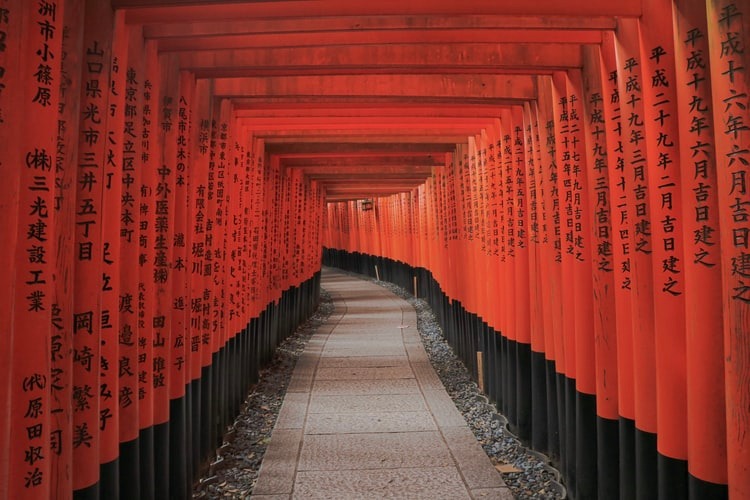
[0,0,749,499]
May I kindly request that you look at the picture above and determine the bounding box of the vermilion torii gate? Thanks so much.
[0,1,748,499]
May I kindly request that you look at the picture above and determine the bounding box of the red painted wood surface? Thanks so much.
[0,2,19,496]
[673,0,728,486]
[117,16,143,447]
[581,44,619,420]
[71,0,112,491]
[707,1,750,497]
[8,2,65,498]
[138,38,159,434]
[614,17,659,438]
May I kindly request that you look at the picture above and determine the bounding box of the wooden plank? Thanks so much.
[153,28,602,52]
[143,14,616,38]
[115,0,642,22]
[212,74,536,99]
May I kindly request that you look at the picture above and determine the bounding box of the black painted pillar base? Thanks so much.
[597,416,619,500]
[530,350,548,453]
[688,474,728,500]
[636,427,658,500]
[575,392,597,500]
[139,426,155,500]
[119,437,140,499]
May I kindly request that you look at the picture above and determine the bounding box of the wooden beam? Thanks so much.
[177,44,581,78]
[235,117,492,129]
[324,184,424,191]
[280,156,442,167]
[228,96,529,106]
[115,0,642,23]
[264,143,456,155]
[153,28,602,51]
[262,135,471,144]
[142,15,616,38]
[212,74,536,99]
[234,105,507,119]
[316,177,430,183]
[301,167,434,176]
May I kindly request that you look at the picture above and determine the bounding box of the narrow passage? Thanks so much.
[252,268,512,499]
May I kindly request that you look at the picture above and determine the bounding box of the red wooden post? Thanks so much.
[198,97,219,460]
[534,78,563,460]
[71,1,116,494]
[551,71,576,493]
[215,98,232,442]
[475,131,490,329]
[468,140,479,314]
[166,69,194,497]
[7,1,63,498]
[117,20,145,497]
[672,0,728,494]
[598,31,639,498]
[706,1,750,497]
[639,1,692,494]
[171,70,193,403]
[565,69,598,500]
[499,109,518,423]
[550,73,574,387]
[187,77,212,475]
[486,123,504,333]
[511,106,532,443]
[0,1,20,495]
[248,137,265,320]
[524,101,549,453]
[136,39,160,498]
[446,153,459,303]
[615,18,660,498]
[469,136,484,316]
[581,42,620,499]
[454,145,467,308]
[47,0,83,497]
[147,52,179,498]
[98,13,128,493]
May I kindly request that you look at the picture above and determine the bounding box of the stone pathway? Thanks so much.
[251,268,513,499]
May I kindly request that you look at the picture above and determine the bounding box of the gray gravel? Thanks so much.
[193,271,565,499]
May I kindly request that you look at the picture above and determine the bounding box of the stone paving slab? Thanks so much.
[311,378,421,396]
[321,347,407,357]
[411,361,444,389]
[422,389,468,428]
[314,365,414,380]
[471,487,517,499]
[308,393,427,414]
[317,355,409,368]
[442,426,508,489]
[274,392,310,430]
[252,429,303,495]
[292,468,472,499]
[252,268,507,499]
[405,343,429,362]
[297,432,453,471]
[305,410,437,434]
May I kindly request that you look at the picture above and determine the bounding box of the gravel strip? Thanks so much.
[193,289,334,499]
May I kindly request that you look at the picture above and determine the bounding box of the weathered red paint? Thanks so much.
[707,0,750,496]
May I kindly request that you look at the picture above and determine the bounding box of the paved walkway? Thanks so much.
[252,268,512,499]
